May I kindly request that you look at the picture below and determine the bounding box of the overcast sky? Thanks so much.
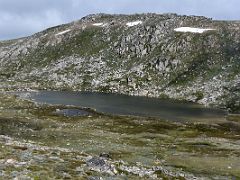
[0,0,239,40]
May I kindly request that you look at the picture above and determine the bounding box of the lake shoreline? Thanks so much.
[10,90,228,123]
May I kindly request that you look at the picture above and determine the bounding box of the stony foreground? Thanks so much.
[0,93,240,179]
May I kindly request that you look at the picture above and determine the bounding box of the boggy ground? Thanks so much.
[0,93,239,179]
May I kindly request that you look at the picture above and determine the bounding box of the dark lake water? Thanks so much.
[15,91,227,122]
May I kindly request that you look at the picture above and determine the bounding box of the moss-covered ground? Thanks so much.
[0,93,239,179]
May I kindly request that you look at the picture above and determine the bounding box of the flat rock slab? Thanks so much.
[54,108,91,117]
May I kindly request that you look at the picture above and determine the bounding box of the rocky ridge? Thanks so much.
[0,13,239,112]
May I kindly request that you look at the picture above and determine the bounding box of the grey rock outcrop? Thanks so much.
[0,13,239,112]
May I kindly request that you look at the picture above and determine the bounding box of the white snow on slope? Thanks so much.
[93,23,106,27]
[174,27,215,33]
[56,29,71,36]
[126,21,142,27]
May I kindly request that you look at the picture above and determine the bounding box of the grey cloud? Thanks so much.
[0,9,64,40]
[0,0,68,15]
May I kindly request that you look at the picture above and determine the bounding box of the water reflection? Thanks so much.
[15,91,227,122]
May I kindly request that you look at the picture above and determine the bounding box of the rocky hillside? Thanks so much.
[0,13,239,112]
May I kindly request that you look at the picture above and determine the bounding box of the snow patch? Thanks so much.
[174,27,215,33]
[126,21,142,27]
[56,29,71,36]
[92,23,106,27]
